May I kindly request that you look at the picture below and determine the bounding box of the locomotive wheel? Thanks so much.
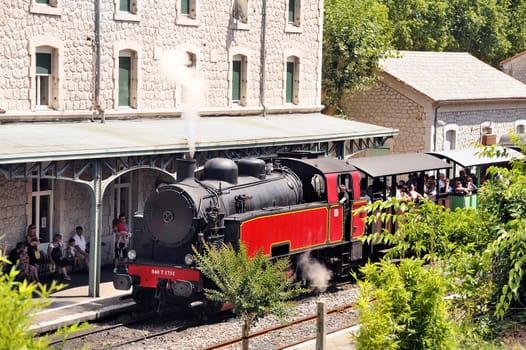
[190,300,223,322]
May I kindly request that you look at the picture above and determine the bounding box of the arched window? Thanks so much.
[445,129,457,150]
[32,44,61,110]
[117,49,138,108]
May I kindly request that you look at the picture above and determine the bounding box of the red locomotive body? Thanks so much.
[114,153,367,311]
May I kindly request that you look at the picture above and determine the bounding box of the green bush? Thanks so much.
[0,256,87,349]
[355,258,455,350]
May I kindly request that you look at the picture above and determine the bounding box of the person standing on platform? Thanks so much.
[114,214,130,273]
[25,224,41,282]
[72,226,89,270]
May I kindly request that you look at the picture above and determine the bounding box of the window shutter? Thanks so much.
[119,57,132,106]
[181,0,189,14]
[189,1,196,19]
[286,62,294,103]
[232,60,241,102]
[36,53,52,75]
[288,0,295,23]
[130,0,138,14]
[120,0,130,12]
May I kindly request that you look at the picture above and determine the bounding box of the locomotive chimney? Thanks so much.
[176,159,196,181]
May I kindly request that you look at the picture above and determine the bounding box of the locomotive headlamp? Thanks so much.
[128,249,137,261]
[184,253,194,265]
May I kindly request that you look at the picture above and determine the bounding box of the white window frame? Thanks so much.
[285,0,302,33]
[30,39,63,111]
[30,0,62,16]
[113,171,132,227]
[232,0,249,30]
[30,175,54,244]
[114,0,140,22]
[176,0,199,26]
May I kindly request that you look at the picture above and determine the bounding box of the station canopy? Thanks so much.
[0,113,398,165]
[427,147,524,168]
[347,153,451,178]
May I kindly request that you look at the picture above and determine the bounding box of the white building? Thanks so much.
[0,0,397,292]
[344,51,526,154]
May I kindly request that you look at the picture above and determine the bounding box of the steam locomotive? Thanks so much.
[113,152,368,311]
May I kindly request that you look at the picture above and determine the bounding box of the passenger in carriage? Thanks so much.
[438,173,452,194]
[453,181,470,195]
[406,184,424,203]
[465,176,478,195]
[426,181,437,201]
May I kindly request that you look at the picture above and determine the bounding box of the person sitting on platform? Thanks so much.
[72,226,89,271]
[48,234,71,281]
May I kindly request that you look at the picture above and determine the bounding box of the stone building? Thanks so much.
[0,0,396,286]
[344,51,526,154]
[501,50,526,85]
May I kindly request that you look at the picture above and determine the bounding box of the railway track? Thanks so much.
[198,301,359,350]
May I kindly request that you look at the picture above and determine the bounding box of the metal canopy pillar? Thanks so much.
[88,159,103,297]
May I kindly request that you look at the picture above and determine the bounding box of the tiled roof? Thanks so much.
[500,50,526,65]
[380,51,526,102]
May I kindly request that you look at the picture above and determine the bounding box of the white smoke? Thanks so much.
[159,49,206,158]
[297,252,333,293]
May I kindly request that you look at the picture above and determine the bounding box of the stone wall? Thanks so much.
[343,82,426,154]
[0,0,323,117]
[502,53,526,85]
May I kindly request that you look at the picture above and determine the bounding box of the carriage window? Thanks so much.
[310,174,325,200]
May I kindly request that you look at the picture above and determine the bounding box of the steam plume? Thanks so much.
[159,49,206,158]
[297,252,332,293]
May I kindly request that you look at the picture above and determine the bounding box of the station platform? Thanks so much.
[31,266,134,334]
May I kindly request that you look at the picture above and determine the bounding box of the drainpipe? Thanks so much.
[433,104,441,151]
[95,0,103,123]
[259,0,267,117]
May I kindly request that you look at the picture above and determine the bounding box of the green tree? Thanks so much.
[380,0,453,51]
[447,0,510,66]
[322,0,393,114]
[504,0,526,57]
[192,242,306,350]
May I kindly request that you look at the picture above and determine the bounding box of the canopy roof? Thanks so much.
[427,147,524,168]
[348,153,451,178]
[0,113,398,165]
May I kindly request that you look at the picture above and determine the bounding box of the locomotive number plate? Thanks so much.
[151,269,176,277]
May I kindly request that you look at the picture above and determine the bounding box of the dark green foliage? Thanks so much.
[322,0,394,112]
